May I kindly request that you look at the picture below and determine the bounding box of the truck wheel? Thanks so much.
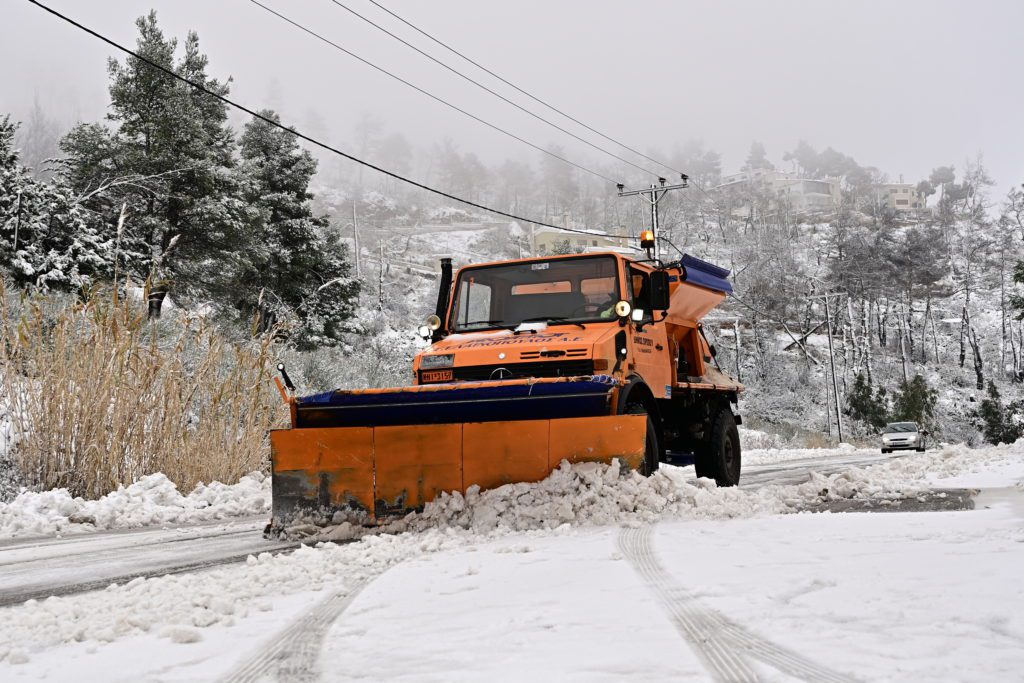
[626,404,660,476]
[695,409,740,486]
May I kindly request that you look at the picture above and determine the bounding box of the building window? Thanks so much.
[896,199,909,206]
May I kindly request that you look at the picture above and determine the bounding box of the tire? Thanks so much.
[916,447,925,452]
[625,403,660,476]
[695,408,741,486]
[881,448,890,454]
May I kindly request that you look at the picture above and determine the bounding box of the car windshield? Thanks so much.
[885,422,918,433]
[450,256,620,331]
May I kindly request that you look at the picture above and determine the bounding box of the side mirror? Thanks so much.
[649,271,670,311]
[920,430,929,436]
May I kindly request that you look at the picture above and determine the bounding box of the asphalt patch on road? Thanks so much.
[803,488,976,514]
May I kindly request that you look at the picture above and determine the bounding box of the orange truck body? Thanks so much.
[269,251,743,529]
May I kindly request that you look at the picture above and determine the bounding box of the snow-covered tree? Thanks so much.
[234,110,358,348]
[0,115,110,291]
[60,11,246,317]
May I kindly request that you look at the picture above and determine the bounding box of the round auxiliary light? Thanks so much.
[614,300,632,318]
[426,314,442,331]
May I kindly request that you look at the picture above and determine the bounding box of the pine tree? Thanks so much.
[847,373,888,430]
[234,111,358,348]
[1,115,110,291]
[976,382,1024,445]
[891,374,938,428]
[60,11,245,316]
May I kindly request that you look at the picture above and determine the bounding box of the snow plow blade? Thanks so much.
[269,377,646,526]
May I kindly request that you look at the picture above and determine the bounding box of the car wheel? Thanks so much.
[881,448,890,454]
[916,447,925,452]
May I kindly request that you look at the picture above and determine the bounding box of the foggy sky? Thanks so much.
[3,0,1023,194]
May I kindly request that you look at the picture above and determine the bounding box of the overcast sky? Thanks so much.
[3,0,1023,193]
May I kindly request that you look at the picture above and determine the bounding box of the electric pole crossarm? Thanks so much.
[616,180,689,261]
[616,182,688,197]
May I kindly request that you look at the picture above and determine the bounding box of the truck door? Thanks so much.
[627,266,671,399]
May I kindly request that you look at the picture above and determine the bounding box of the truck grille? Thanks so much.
[434,360,595,382]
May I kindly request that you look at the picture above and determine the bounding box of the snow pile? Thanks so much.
[404,463,794,533]
[737,426,787,450]
[0,472,270,538]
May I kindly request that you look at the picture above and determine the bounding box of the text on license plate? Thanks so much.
[421,369,453,382]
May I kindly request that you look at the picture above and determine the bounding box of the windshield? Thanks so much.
[450,256,620,331]
[885,422,918,433]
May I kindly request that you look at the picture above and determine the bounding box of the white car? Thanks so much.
[880,422,928,453]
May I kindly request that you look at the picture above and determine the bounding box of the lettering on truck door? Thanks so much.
[627,266,671,398]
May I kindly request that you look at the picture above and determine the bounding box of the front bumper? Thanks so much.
[882,440,921,450]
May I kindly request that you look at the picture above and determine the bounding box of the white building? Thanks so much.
[712,169,841,213]
[873,183,928,212]
[531,226,631,256]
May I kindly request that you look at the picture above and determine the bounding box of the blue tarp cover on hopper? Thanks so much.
[680,254,733,294]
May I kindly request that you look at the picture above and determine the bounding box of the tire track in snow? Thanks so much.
[618,525,758,682]
[221,581,369,683]
[618,525,857,683]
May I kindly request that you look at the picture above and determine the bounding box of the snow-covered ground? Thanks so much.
[0,473,270,538]
[1,442,1022,681]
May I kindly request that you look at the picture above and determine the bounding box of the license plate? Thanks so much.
[421,369,453,383]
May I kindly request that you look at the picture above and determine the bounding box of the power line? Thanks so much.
[365,0,687,179]
[325,0,664,180]
[245,0,619,185]
[25,0,635,243]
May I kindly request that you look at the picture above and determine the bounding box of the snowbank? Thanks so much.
[0,473,270,538]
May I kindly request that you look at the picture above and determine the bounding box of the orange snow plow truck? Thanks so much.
[269,242,743,529]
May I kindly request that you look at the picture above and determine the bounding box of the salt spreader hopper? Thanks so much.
[269,246,743,528]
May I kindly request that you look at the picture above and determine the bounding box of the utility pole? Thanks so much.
[352,200,361,277]
[377,239,385,311]
[823,293,844,443]
[617,175,688,260]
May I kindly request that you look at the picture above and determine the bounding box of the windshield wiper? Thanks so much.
[518,316,586,330]
[462,319,517,331]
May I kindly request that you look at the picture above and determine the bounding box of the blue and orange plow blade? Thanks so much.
[269,376,647,526]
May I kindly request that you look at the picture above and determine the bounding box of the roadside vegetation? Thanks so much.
[0,285,285,498]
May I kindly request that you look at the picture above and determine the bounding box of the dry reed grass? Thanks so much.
[0,285,286,498]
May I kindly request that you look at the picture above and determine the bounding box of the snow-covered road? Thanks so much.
[1,443,1022,681]
[0,517,296,607]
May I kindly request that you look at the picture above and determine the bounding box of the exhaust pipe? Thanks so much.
[433,257,453,342]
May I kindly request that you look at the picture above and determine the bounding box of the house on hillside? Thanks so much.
[711,169,841,214]
[872,183,928,212]
[531,226,631,256]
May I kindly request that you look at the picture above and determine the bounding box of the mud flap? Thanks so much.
[270,414,646,526]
